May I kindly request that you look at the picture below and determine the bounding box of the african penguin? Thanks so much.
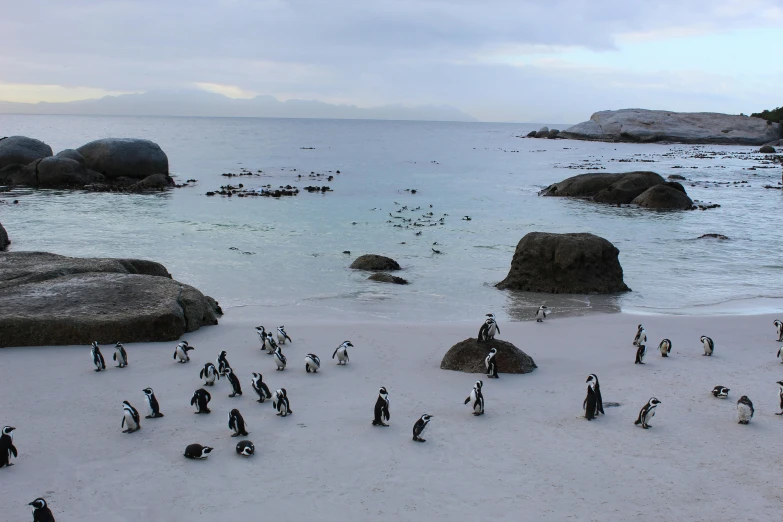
[586,374,604,415]
[658,339,672,357]
[173,341,194,363]
[224,367,242,397]
[277,326,292,345]
[305,353,321,373]
[584,380,597,421]
[332,341,352,365]
[274,346,287,371]
[200,362,220,386]
[412,414,433,442]
[266,332,279,354]
[776,381,783,415]
[485,347,499,378]
[633,325,646,347]
[121,401,141,433]
[712,386,730,398]
[251,373,272,403]
[183,443,213,459]
[191,388,211,414]
[216,351,231,376]
[142,388,164,418]
[29,498,55,522]
[255,326,267,349]
[464,380,484,415]
[775,319,783,342]
[478,313,499,342]
[0,426,17,468]
[737,396,754,424]
[228,408,249,437]
[701,335,714,356]
[90,342,106,372]
[113,342,128,368]
[273,388,292,416]
[236,440,254,457]
[634,397,660,429]
[777,345,783,364]
[372,387,391,426]
[535,305,549,323]
[634,343,647,364]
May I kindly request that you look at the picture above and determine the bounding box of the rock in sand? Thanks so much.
[440,338,537,374]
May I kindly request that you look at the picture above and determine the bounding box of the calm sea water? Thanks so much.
[1,114,781,322]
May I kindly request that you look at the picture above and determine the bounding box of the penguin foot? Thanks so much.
[145,415,153,419]
[229,393,236,397]
[416,438,426,443]
[643,425,651,429]
[536,319,542,323]
[775,412,783,415]
[231,433,240,437]
[94,369,102,372]
[662,354,668,357]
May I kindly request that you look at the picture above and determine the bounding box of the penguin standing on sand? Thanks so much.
[251,373,272,403]
[372,387,391,426]
[658,339,672,357]
[90,342,106,372]
[412,414,433,442]
[228,408,249,437]
[712,386,730,398]
[236,440,254,457]
[478,314,499,342]
[776,381,783,415]
[184,444,213,459]
[274,346,287,371]
[216,351,231,376]
[775,319,783,342]
[737,396,754,424]
[485,347,499,378]
[584,380,597,421]
[777,345,783,364]
[255,326,267,349]
[634,397,661,429]
[633,325,646,347]
[224,367,242,397]
[121,401,141,433]
[701,336,714,356]
[273,389,291,416]
[277,326,292,345]
[173,341,194,363]
[142,388,164,418]
[200,362,220,386]
[464,380,484,415]
[113,342,128,368]
[28,498,55,522]
[332,341,352,365]
[586,374,604,415]
[305,353,321,373]
[535,305,549,323]
[0,426,17,467]
[634,343,647,364]
[191,388,211,414]
[266,332,279,355]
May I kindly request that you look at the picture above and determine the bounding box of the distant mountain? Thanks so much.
[0,90,478,122]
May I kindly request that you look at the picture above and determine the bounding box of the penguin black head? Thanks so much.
[475,380,483,390]
[230,408,240,417]
[344,340,354,347]
[122,400,132,408]
[236,440,254,456]
[220,350,227,357]
[252,372,262,380]
[278,388,287,398]
[777,381,783,387]
[256,326,265,332]
[420,414,434,421]
[488,347,497,356]
[201,446,214,455]
[142,387,153,396]
[379,386,388,395]
[2,426,15,435]
[649,397,661,406]
[224,367,233,375]
[115,341,123,347]
[29,498,47,509]
[91,341,99,349]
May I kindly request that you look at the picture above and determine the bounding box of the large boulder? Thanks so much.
[561,109,781,145]
[631,183,694,210]
[440,338,537,374]
[29,156,105,188]
[55,148,85,164]
[368,272,409,285]
[77,138,169,180]
[350,254,401,271]
[535,126,550,139]
[759,145,776,153]
[0,252,221,347]
[0,136,52,169]
[496,232,630,294]
[540,171,665,204]
[0,223,9,251]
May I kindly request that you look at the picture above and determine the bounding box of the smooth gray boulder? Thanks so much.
[535,126,550,139]
[759,145,776,153]
[29,156,105,188]
[561,109,781,145]
[540,171,665,204]
[350,254,401,271]
[441,338,537,374]
[77,138,169,180]
[496,232,630,294]
[0,136,53,169]
[631,184,694,210]
[368,272,409,285]
[0,252,221,347]
[55,148,85,164]
[0,223,9,251]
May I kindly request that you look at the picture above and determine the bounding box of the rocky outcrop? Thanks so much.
[496,232,630,294]
[528,126,561,139]
[77,138,169,180]
[368,272,409,285]
[136,173,175,189]
[0,223,9,251]
[697,234,730,240]
[0,136,53,169]
[440,338,537,374]
[35,157,104,187]
[561,109,781,145]
[0,252,221,347]
[55,149,85,164]
[350,254,401,271]
[759,145,776,153]
[631,183,693,210]
[540,171,664,204]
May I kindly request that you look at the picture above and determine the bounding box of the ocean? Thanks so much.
[1,114,781,322]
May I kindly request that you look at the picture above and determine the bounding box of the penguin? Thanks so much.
[236,440,254,457]
[216,351,231,376]
[28,498,55,522]
[633,325,646,347]
[251,373,272,403]
[775,319,783,342]
[737,396,754,424]
[200,362,220,386]
[277,326,292,345]
[701,335,714,356]
[142,388,164,418]
[191,388,211,414]
[412,414,433,442]
[712,386,730,398]
[305,353,321,373]
[255,326,267,349]
[173,341,194,363]
[273,388,292,416]
[777,345,783,364]
[266,332,279,355]
[535,305,549,323]
[658,339,672,357]
[90,341,106,372]
[478,313,499,342]
[372,387,391,426]
[183,444,213,459]
[634,343,647,364]
[0,426,17,468]
[464,380,484,415]
[586,374,604,415]
[634,397,661,429]
[583,380,597,421]
[776,381,783,415]
[121,401,141,433]
[113,342,128,368]
[332,340,352,365]
[274,346,287,371]
[228,408,249,437]
[485,347,499,378]
[224,367,242,397]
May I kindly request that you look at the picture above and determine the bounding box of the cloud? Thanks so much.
[0,82,136,103]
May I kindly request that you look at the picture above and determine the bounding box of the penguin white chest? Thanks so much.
[144,397,154,415]
[737,404,753,423]
[124,410,138,429]
[644,408,655,424]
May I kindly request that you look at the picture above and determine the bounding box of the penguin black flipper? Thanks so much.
[332,346,339,359]
[478,323,488,342]
[9,443,17,458]
[464,396,471,405]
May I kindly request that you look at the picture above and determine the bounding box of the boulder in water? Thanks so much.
[77,138,169,180]
[440,338,537,374]
[350,254,401,271]
[368,272,409,285]
[540,171,665,204]
[55,149,85,164]
[759,145,776,153]
[0,136,53,169]
[0,223,9,251]
[631,183,694,210]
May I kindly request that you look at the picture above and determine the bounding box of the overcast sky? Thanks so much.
[1,0,781,122]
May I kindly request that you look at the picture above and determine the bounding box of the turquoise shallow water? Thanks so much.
[1,114,781,321]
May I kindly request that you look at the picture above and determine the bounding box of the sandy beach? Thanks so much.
[1,310,781,521]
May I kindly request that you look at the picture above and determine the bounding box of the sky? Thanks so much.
[0,0,782,122]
